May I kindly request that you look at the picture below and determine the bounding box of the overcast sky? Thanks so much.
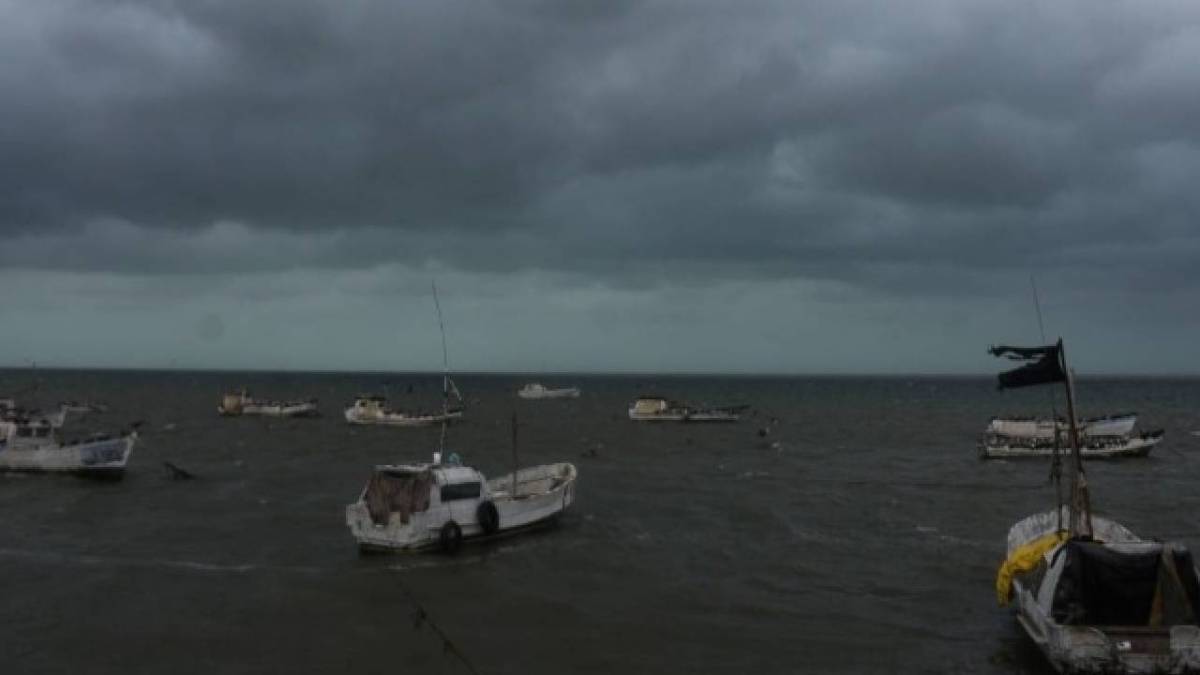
[1,0,1198,374]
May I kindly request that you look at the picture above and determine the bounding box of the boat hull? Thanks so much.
[628,412,740,422]
[343,409,463,427]
[518,387,581,400]
[980,433,1163,460]
[219,403,320,417]
[0,434,135,478]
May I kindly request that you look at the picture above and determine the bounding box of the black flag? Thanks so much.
[987,342,1066,389]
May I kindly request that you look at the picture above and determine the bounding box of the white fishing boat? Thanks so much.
[990,340,1200,673]
[987,413,1139,440]
[0,415,136,477]
[981,413,1163,460]
[517,383,581,400]
[627,396,745,422]
[345,455,577,552]
[218,390,319,418]
[343,395,463,427]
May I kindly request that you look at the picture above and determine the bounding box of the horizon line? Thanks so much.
[0,365,1197,379]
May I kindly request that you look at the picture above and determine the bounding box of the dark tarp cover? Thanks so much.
[988,343,1066,390]
[365,470,433,525]
[1052,540,1200,627]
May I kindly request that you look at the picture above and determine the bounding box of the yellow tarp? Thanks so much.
[996,530,1068,606]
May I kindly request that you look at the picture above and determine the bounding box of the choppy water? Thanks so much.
[2,370,1200,674]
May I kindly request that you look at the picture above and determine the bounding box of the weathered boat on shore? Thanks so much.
[517,383,581,400]
[345,455,577,552]
[0,415,136,477]
[628,396,745,422]
[990,340,1200,673]
[1000,508,1200,673]
[218,390,319,417]
[343,395,463,427]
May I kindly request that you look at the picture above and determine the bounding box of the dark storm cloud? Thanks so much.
[2,0,1200,295]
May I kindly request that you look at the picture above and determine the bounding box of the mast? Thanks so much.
[1057,338,1092,537]
[432,282,450,455]
[1030,276,1063,532]
[510,412,519,498]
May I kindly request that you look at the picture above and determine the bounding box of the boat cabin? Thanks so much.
[352,395,388,410]
[360,462,487,527]
[0,418,55,444]
[631,397,672,415]
[1045,540,1200,630]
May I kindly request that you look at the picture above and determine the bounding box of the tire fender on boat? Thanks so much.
[439,521,462,554]
[477,501,500,535]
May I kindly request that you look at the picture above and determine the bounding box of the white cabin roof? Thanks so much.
[374,462,481,484]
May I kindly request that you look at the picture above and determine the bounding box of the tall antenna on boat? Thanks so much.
[432,282,449,455]
[1031,276,1064,532]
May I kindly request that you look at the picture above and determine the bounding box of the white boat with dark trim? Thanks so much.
[0,415,136,477]
[343,395,463,427]
[628,396,746,422]
[345,455,577,552]
[517,383,581,400]
[218,390,319,417]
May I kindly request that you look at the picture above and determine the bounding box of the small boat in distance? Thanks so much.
[517,383,581,400]
[0,415,137,477]
[344,395,463,427]
[345,454,577,553]
[627,396,747,422]
[218,390,319,418]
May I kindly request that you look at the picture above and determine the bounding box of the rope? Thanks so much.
[382,567,481,675]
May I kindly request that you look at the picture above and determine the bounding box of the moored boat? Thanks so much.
[343,395,463,427]
[517,383,581,400]
[627,396,745,422]
[987,413,1139,440]
[0,415,136,477]
[345,456,577,552]
[980,430,1165,460]
[989,340,1200,673]
[999,508,1200,673]
[218,390,319,417]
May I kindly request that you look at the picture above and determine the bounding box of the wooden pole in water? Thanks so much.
[1058,338,1092,537]
[511,412,519,498]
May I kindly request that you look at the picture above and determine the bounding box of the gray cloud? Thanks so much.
[2,1,1200,371]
